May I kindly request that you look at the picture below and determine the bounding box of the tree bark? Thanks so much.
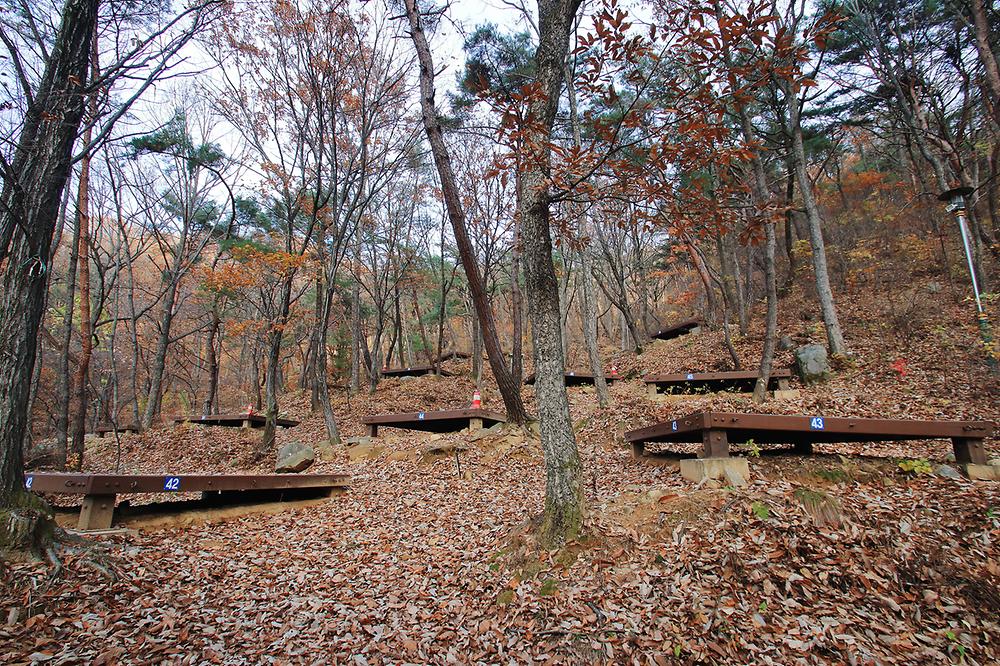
[69,101,95,467]
[350,280,361,395]
[517,0,585,547]
[0,0,97,552]
[782,79,848,356]
[55,199,82,466]
[201,307,221,417]
[404,0,529,425]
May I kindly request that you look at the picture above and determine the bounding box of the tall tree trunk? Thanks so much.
[141,280,179,428]
[713,0,779,401]
[564,60,608,407]
[55,201,82,465]
[201,307,221,417]
[518,0,585,547]
[580,244,608,407]
[404,0,529,424]
[969,0,1000,128]
[0,0,97,553]
[350,280,361,395]
[510,213,524,383]
[316,284,341,449]
[411,286,433,364]
[783,81,848,356]
[69,134,94,469]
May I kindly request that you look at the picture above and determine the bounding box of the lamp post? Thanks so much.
[938,187,982,312]
[939,186,994,367]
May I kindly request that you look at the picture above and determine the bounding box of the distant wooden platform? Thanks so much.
[362,408,506,437]
[436,350,471,362]
[174,413,299,429]
[650,318,702,341]
[25,472,350,530]
[381,364,456,378]
[523,370,619,386]
[94,424,140,437]
[644,369,791,398]
[625,411,993,465]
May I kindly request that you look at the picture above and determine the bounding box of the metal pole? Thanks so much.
[939,186,995,370]
[953,208,984,313]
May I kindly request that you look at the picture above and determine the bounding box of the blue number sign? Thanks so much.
[809,417,825,430]
[164,476,181,491]
[686,373,695,380]
[417,412,425,420]
[25,475,33,490]
[671,421,678,431]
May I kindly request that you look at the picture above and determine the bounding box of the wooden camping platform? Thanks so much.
[523,370,620,386]
[436,350,471,362]
[650,318,702,341]
[94,424,140,437]
[644,369,792,397]
[24,472,350,530]
[625,411,993,465]
[174,413,300,429]
[380,364,456,378]
[362,408,506,437]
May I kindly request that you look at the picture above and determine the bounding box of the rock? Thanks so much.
[470,422,505,442]
[344,436,372,447]
[794,344,830,384]
[422,441,468,457]
[944,451,956,463]
[778,335,794,351]
[989,458,1000,468]
[387,450,418,462]
[347,442,382,462]
[398,375,416,382]
[962,463,999,481]
[926,281,942,294]
[935,464,962,480]
[275,441,314,473]
[646,488,668,502]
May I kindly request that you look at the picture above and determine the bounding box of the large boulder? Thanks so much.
[794,344,830,384]
[275,441,314,473]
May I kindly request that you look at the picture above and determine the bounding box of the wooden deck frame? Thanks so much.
[362,408,506,437]
[94,424,141,438]
[523,370,619,386]
[380,364,456,378]
[625,411,993,465]
[174,413,300,429]
[649,318,703,341]
[644,369,791,398]
[24,472,350,530]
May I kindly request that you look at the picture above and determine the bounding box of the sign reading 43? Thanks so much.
[809,417,825,430]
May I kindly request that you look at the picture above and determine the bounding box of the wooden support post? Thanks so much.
[631,441,645,459]
[366,423,378,438]
[701,430,729,458]
[647,384,658,400]
[241,419,251,429]
[78,494,116,530]
[777,377,790,390]
[794,440,814,455]
[952,437,987,465]
[469,417,483,432]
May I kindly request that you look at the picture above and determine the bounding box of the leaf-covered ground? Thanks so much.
[4,278,1000,664]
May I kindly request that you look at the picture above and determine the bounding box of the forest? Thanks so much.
[1,0,999,663]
